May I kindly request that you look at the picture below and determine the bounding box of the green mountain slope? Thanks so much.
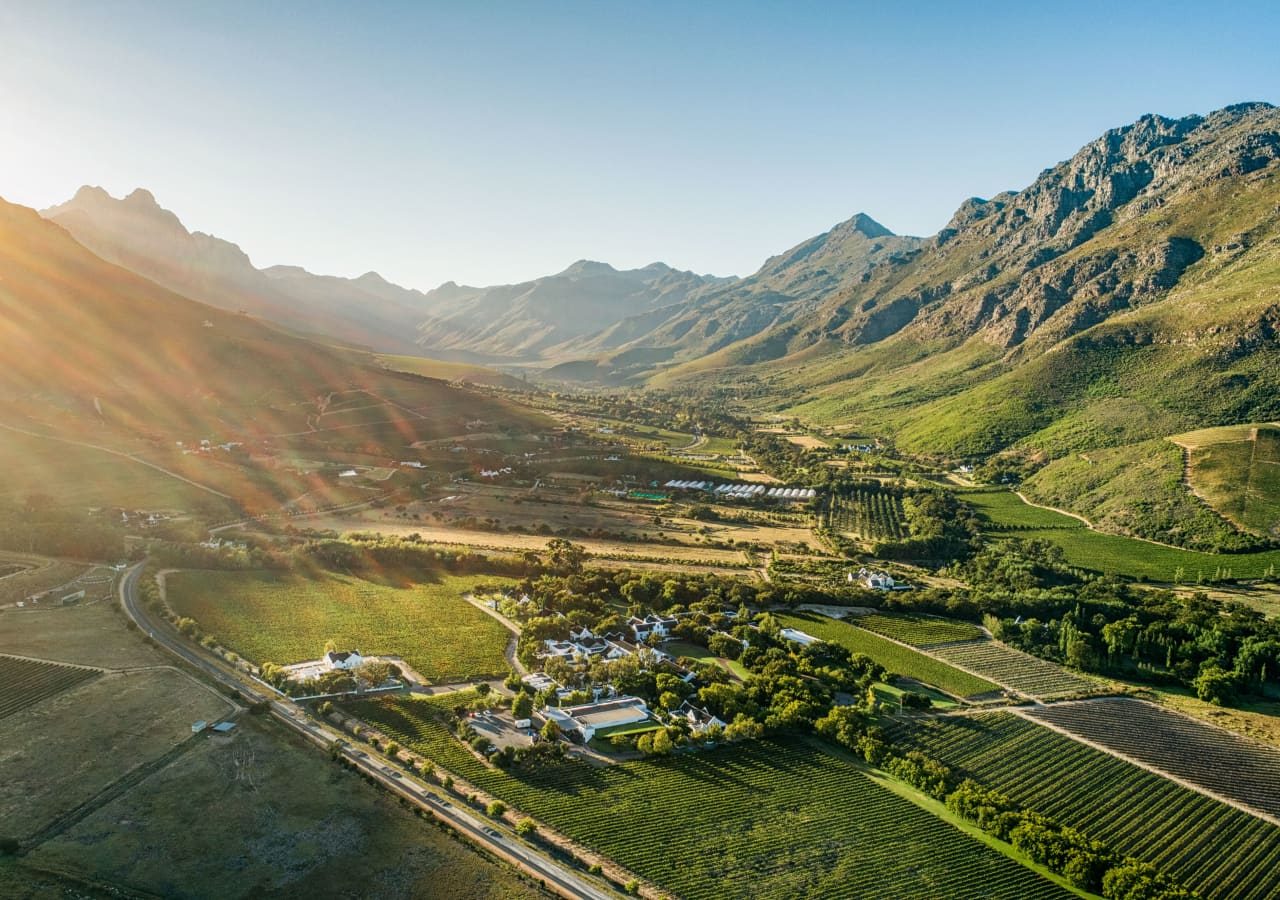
[663,103,1280,461]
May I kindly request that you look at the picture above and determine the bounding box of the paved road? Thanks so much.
[119,564,617,900]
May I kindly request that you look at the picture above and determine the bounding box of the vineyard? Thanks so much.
[820,487,906,540]
[166,570,513,683]
[777,613,1001,699]
[849,611,985,647]
[929,640,1100,700]
[0,655,99,720]
[888,712,1280,900]
[348,694,1071,899]
[1026,699,1280,820]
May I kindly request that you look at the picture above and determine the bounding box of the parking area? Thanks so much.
[468,709,536,751]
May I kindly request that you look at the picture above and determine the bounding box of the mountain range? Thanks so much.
[32,101,1280,464]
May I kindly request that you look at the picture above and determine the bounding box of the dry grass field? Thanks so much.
[24,716,544,900]
[300,514,754,566]
[0,668,233,841]
[0,602,169,668]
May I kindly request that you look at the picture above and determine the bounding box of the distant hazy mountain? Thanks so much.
[42,187,431,353]
[414,260,729,362]
[545,213,925,376]
[0,194,532,444]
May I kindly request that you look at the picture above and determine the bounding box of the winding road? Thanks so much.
[118,564,617,900]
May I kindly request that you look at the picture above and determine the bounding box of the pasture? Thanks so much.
[890,712,1280,900]
[348,693,1072,900]
[0,668,232,841]
[166,570,514,682]
[929,641,1103,700]
[1026,699,1280,820]
[24,714,542,900]
[777,612,1001,699]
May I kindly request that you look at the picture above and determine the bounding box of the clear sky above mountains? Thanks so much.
[2,0,1277,289]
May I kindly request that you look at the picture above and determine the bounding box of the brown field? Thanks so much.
[0,668,234,840]
[1169,421,1280,450]
[23,715,544,900]
[297,513,753,566]
[410,483,822,550]
[783,434,830,450]
[0,602,170,669]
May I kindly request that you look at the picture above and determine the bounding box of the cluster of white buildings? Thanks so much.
[539,617,680,664]
[850,567,912,591]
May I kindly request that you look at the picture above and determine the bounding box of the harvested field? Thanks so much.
[291,516,753,566]
[0,603,170,669]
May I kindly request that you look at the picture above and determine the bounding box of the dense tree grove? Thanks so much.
[881,540,1280,705]
[0,502,124,560]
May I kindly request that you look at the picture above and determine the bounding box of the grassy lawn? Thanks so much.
[349,693,1071,900]
[664,639,750,680]
[777,612,1001,699]
[166,569,513,682]
[870,680,960,710]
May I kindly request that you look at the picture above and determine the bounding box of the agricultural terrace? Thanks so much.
[776,612,1001,699]
[849,611,985,647]
[964,489,1280,581]
[0,655,99,720]
[889,712,1280,900]
[166,570,512,683]
[1027,699,1280,820]
[347,694,1071,900]
[930,641,1101,700]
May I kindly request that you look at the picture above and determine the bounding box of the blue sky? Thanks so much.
[1,1,1277,288]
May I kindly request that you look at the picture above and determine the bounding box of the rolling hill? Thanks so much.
[0,194,545,511]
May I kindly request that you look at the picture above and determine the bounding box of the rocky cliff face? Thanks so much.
[801,102,1280,356]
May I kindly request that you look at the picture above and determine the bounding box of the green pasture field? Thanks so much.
[166,569,513,682]
[777,612,1001,699]
[663,639,750,680]
[348,693,1072,900]
[965,488,1280,581]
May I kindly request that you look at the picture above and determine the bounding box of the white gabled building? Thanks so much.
[324,649,364,671]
